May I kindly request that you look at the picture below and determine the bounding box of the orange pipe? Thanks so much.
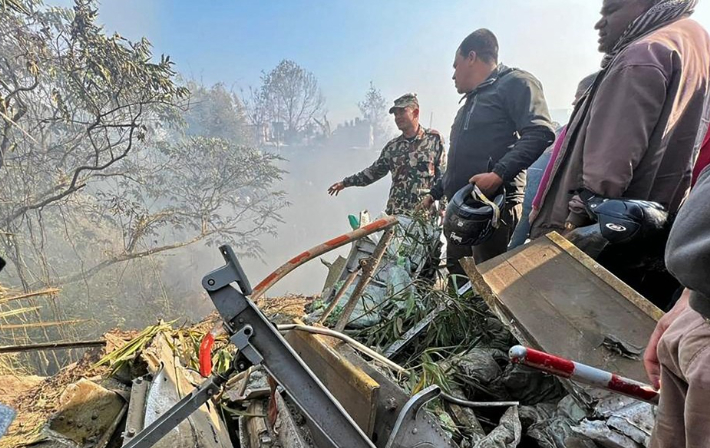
[198,215,399,376]
[251,215,398,301]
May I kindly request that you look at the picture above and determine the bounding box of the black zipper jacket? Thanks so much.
[431,64,555,203]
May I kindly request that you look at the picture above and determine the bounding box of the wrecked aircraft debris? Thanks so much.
[1,220,667,448]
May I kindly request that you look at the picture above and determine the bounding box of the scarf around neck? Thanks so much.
[601,0,698,68]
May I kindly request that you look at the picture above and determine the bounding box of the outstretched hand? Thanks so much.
[328,182,345,196]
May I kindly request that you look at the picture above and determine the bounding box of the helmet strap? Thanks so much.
[472,185,502,229]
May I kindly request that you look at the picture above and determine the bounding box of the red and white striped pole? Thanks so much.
[509,345,659,405]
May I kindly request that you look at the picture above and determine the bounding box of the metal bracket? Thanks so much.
[230,325,263,367]
[125,245,385,448]
[202,245,252,294]
[385,385,457,448]
[121,375,150,445]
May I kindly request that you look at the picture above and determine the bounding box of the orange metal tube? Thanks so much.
[251,215,398,301]
[198,215,399,376]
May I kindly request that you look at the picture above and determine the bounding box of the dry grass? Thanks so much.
[0,353,31,376]
[0,329,135,448]
[0,375,45,406]
[0,284,78,375]
[0,319,85,330]
[255,294,313,323]
[0,306,41,319]
[0,293,314,446]
[0,288,61,306]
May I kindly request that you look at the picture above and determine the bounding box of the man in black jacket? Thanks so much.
[422,29,555,277]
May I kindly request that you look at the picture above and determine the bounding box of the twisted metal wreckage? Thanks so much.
[1,214,664,448]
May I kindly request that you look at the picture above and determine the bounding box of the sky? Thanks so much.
[48,0,710,295]
[86,0,710,129]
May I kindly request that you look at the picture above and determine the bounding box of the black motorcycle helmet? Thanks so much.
[444,184,505,246]
[592,199,669,244]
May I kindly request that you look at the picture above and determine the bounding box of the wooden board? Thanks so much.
[462,232,662,401]
[284,327,379,436]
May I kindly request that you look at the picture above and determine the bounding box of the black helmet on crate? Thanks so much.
[591,198,669,244]
[444,184,505,246]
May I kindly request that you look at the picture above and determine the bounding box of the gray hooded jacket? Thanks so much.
[666,165,710,318]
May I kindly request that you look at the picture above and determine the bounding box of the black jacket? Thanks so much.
[431,64,555,203]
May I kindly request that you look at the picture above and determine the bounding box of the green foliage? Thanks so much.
[183,81,250,144]
[0,0,188,235]
[96,321,235,376]
[353,285,486,362]
[1,0,30,14]
[0,0,290,365]
[95,320,176,374]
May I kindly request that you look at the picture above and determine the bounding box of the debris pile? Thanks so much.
[0,220,661,448]
[1,330,135,448]
[0,292,313,448]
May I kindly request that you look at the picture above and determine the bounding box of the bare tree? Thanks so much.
[358,81,389,147]
[242,85,270,144]
[0,1,289,348]
[244,59,325,144]
[56,136,286,285]
[0,0,189,287]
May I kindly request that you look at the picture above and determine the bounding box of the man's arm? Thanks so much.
[493,74,556,182]
[644,288,690,389]
[342,145,391,188]
[430,178,444,201]
[429,135,446,200]
[568,64,667,223]
[665,165,710,314]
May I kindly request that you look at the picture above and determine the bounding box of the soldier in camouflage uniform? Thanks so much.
[328,93,446,216]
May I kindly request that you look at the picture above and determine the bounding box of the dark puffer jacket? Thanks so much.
[431,64,555,203]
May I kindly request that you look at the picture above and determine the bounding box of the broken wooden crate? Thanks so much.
[462,231,663,406]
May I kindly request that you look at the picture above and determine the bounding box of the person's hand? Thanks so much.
[417,194,435,212]
[469,172,503,197]
[328,182,345,196]
[644,289,691,389]
[561,221,577,237]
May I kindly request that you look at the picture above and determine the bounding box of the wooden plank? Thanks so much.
[546,232,664,321]
[284,327,379,437]
[334,343,410,448]
[462,232,660,391]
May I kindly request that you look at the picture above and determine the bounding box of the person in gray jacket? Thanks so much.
[421,29,555,278]
[532,0,710,237]
[644,165,710,447]
[531,0,710,304]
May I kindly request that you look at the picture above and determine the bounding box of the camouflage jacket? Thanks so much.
[343,126,446,215]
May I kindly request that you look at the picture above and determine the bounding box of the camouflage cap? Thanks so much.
[388,93,419,114]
